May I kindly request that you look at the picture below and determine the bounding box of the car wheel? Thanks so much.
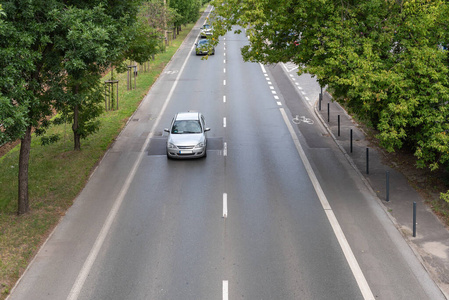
[167,152,172,159]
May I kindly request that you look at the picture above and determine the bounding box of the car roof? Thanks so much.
[175,111,200,121]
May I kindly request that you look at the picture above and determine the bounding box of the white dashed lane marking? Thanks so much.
[223,193,228,218]
[223,280,228,300]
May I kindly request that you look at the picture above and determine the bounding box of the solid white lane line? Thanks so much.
[223,280,229,300]
[223,117,227,128]
[67,27,197,300]
[223,194,228,218]
[279,108,375,300]
[223,95,226,103]
[223,142,227,156]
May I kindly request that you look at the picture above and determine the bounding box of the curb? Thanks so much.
[312,93,449,299]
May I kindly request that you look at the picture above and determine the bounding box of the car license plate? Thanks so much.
[179,150,193,154]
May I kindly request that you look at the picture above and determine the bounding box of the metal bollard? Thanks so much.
[350,129,353,153]
[319,87,322,111]
[338,115,340,136]
[327,103,330,122]
[413,202,417,237]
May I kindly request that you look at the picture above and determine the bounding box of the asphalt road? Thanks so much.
[8,9,445,300]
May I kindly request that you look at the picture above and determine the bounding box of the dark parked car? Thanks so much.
[195,38,215,55]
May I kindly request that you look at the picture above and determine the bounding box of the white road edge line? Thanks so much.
[66,29,197,300]
[279,107,375,300]
[223,193,228,218]
[223,280,229,300]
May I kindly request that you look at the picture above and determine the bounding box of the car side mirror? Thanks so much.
[164,128,169,132]
[205,128,210,132]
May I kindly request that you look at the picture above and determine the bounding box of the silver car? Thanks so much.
[200,24,213,38]
[164,112,210,159]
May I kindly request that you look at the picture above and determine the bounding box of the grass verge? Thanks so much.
[0,18,198,299]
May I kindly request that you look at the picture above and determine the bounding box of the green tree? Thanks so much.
[211,0,449,171]
[0,0,157,214]
[0,0,62,214]
[139,0,176,46]
[170,0,201,34]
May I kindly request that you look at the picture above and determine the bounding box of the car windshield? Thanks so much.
[198,39,208,45]
[203,24,211,29]
[171,120,202,134]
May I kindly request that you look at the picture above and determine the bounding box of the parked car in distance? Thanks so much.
[164,111,210,159]
[195,38,215,55]
[200,23,213,38]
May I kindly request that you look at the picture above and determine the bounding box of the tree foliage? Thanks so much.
[211,0,449,172]
[170,0,201,27]
[0,0,159,214]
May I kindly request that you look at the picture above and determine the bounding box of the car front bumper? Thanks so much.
[167,147,206,159]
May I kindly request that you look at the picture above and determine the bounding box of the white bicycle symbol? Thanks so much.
[292,115,314,125]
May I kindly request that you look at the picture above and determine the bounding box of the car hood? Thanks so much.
[168,133,205,146]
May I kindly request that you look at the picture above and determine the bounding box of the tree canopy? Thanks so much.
[211,0,449,172]
[0,0,160,214]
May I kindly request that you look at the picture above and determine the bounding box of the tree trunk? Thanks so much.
[73,104,81,151]
[18,126,32,215]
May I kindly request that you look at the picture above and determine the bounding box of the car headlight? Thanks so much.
[195,142,205,148]
[168,142,177,150]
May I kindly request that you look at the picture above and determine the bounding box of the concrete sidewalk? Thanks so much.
[315,92,449,298]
